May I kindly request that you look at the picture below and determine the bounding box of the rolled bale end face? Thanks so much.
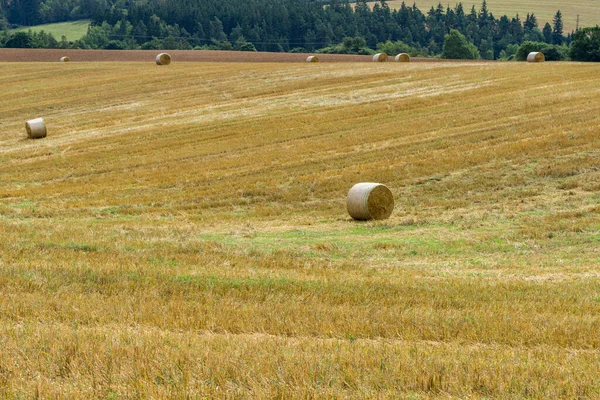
[306,55,320,63]
[373,53,388,62]
[60,56,70,62]
[156,53,172,65]
[527,52,545,62]
[346,183,394,221]
[25,118,47,139]
[395,53,410,62]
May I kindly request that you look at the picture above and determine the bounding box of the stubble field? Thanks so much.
[381,0,599,33]
[0,57,599,398]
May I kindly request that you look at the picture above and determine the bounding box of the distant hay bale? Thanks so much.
[156,53,172,65]
[346,182,394,221]
[60,56,70,62]
[306,55,319,63]
[25,118,47,139]
[373,53,388,62]
[527,52,545,63]
[395,53,410,62]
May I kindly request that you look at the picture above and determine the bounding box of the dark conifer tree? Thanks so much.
[542,22,552,43]
[523,13,537,32]
[509,14,524,42]
[552,10,563,44]
[446,6,455,30]
[453,3,465,31]
[478,0,489,22]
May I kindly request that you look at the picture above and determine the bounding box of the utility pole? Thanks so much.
[576,14,579,31]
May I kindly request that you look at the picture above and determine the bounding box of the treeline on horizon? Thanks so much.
[0,0,592,60]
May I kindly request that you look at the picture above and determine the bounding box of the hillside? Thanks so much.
[2,0,577,57]
[382,0,599,32]
[0,59,599,397]
[12,20,90,42]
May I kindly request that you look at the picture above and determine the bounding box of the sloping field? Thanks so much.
[0,61,599,397]
[382,0,599,32]
[12,20,91,42]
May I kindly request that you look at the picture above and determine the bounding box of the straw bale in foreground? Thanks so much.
[346,182,394,220]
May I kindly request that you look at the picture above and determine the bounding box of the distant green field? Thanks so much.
[375,0,598,32]
[13,20,90,41]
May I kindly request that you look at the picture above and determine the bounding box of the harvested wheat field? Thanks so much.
[0,60,599,398]
[380,0,599,32]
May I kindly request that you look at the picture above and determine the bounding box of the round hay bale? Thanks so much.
[306,55,320,63]
[60,56,70,62]
[25,118,47,139]
[156,53,172,65]
[394,53,410,62]
[373,53,388,62]
[527,52,545,63]
[346,182,394,221]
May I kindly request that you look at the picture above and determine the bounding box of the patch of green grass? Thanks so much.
[195,225,502,260]
[13,20,90,41]
[12,200,36,209]
[149,257,179,267]
[173,274,306,291]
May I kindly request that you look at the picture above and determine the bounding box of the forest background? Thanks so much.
[0,0,590,60]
